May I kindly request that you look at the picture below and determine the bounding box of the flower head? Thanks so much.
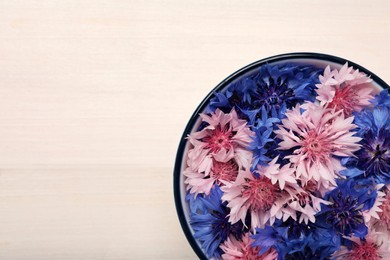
[275,102,361,193]
[247,106,281,170]
[375,187,390,231]
[262,158,331,225]
[261,156,297,190]
[184,160,239,197]
[318,179,379,238]
[220,233,277,260]
[208,63,322,117]
[341,103,390,184]
[184,109,253,195]
[288,189,331,225]
[316,63,376,116]
[221,169,279,229]
[221,166,300,229]
[371,89,390,109]
[332,228,390,260]
[251,218,340,260]
[363,184,386,224]
[187,185,247,259]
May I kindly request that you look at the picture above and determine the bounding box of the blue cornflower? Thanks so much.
[317,178,378,239]
[371,89,390,108]
[208,63,322,118]
[186,185,246,258]
[341,99,390,184]
[246,106,281,170]
[251,226,280,256]
[251,64,321,113]
[251,218,340,260]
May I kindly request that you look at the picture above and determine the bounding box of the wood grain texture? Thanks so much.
[0,0,389,259]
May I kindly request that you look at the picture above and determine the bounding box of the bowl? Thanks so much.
[174,53,390,259]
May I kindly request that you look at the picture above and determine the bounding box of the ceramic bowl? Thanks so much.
[173,53,389,259]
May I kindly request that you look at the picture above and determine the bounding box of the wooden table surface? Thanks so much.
[0,1,390,259]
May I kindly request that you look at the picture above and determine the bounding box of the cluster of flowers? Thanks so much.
[183,62,390,259]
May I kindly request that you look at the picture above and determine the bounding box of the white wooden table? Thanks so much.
[0,1,389,259]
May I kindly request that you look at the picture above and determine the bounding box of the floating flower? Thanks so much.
[220,233,277,260]
[317,179,378,238]
[247,107,281,170]
[261,156,296,190]
[184,109,254,195]
[184,160,239,196]
[316,63,376,116]
[262,156,332,225]
[221,169,281,229]
[363,185,386,226]
[251,219,340,260]
[332,228,390,260]
[288,190,331,225]
[376,187,390,231]
[188,109,254,171]
[187,185,247,259]
[208,63,322,117]
[221,167,299,229]
[371,89,390,108]
[275,102,361,193]
[250,64,320,115]
[341,104,390,184]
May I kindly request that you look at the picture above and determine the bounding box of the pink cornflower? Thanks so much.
[220,233,277,260]
[363,184,385,224]
[221,168,298,229]
[260,156,297,190]
[184,109,253,195]
[184,160,239,195]
[187,109,253,173]
[260,157,330,224]
[288,185,331,224]
[275,102,361,193]
[332,228,390,260]
[316,63,376,116]
[377,188,390,230]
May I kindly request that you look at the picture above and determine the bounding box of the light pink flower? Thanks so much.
[260,157,330,224]
[275,102,361,193]
[363,184,385,224]
[188,108,254,171]
[220,233,277,260]
[332,228,390,260]
[316,63,376,116]
[260,156,297,190]
[221,169,298,229]
[375,187,390,231]
[288,187,332,225]
[184,160,239,195]
[184,109,253,195]
[259,157,331,224]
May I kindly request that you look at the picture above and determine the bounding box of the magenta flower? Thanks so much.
[184,109,254,195]
[220,233,277,260]
[316,63,376,116]
[275,102,361,193]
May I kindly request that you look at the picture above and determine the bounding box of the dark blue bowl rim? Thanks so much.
[173,52,390,260]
